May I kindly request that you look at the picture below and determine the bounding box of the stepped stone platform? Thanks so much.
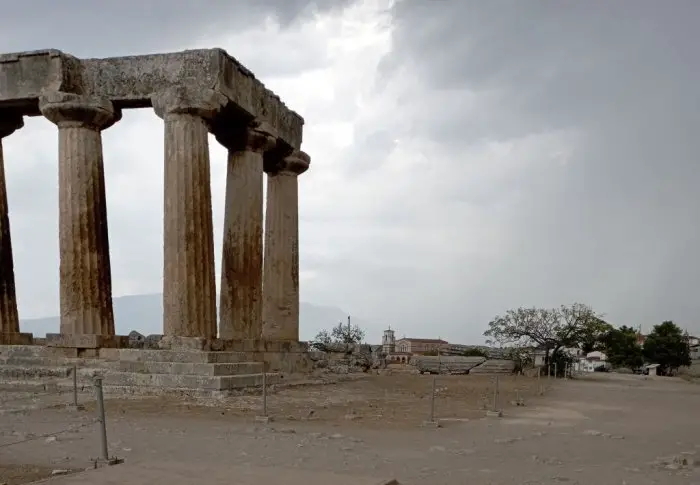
[468,359,515,375]
[412,355,487,374]
[0,337,313,398]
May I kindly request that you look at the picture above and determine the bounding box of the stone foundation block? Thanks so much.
[157,337,310,353]
[101,371,277,391]
[106,349,251,364]
[0,343,99,359]
[261,351,312,373]
[0,333,34,345]
[223,339,309,353]
[158,336,208,351]
[51,347,100,358]
[46,334,128,349]
[117,361,263,376]
[0,364,73,379]
[0,344,49,359]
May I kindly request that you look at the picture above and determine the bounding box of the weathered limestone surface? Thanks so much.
[153,87,223,339]
[0,49,303,149]
[262,151,310,341]
[0,333,33,345]
[39,92,119,337]
[45,333,128,349]
[0,47,311,359]
[217,122,276,340]
[0,116,22,336]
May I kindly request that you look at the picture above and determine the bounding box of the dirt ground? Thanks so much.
[1,372,699,484]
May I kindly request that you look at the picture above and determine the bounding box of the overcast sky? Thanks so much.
[1,0,699,343]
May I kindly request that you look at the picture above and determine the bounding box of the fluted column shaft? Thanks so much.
[0,116,23,335]
[153,87,226,339]
[39,92,119,336]
[262,151,310,341]
[217,123,276,340]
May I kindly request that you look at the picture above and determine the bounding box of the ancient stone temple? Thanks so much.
[0,48,311,395]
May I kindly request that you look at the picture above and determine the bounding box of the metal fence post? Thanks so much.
[94,377,109,462]
[493,375,500,411]
[72,364,78,407]
[554,362,558,379]
[255,364,272,423]
[262,371,267,417]
[429,374,436,422]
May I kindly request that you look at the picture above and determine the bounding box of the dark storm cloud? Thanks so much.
[379,0,700,331]
[0,0,352,56]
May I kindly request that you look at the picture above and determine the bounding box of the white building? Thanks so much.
[577,351,611,372]
[690,344,700,360]
[646,363,660,377]
[381,328,396,354]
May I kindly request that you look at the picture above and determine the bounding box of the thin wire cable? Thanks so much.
[0,391,58,405]
[0,419,96,449]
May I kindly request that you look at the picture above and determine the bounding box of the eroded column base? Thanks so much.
[0,332,34,345]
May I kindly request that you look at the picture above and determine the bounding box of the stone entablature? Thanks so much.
[0,49,303,150]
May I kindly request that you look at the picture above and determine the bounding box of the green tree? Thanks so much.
[502,347,534,374]
[602,325,644,369]
[330,320,365,344]
[579,317,613,354]
[311,318,365,351]
[550,348,577,377]
[642,321,691,375]
[484,303,604,367]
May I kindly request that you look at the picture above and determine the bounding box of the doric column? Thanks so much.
[152,87,226,339]
[39,92,120,336]
[216,122,276,340]
[0,115,23,336]
[262,150,310,341]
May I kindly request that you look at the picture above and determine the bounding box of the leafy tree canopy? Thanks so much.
[642,320,691,375]
[484,303,609,364]
[311,320,365,351]
[483,303,605,349]
[602,325,644,370]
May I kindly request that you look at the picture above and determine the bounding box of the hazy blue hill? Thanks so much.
[20,293,369,342]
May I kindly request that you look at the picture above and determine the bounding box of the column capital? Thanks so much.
[269,150,310,176]
[39,92,120,130]
[215,120,277,153]
[152,86,227,122]
[0,114,23,139]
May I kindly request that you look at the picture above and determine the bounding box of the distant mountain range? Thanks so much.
[19,293,369,342]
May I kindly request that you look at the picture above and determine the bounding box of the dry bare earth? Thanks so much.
[1,373,699,484]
